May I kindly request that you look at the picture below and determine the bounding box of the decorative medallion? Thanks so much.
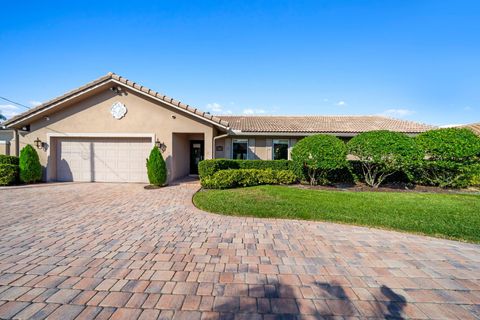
[110,102,127,119]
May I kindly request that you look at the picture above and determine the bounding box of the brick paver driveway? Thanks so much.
[0,181,479,319]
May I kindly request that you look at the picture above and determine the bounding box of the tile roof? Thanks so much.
[462,123,480,135]
[4,72,229,128]
[217,115,434,134]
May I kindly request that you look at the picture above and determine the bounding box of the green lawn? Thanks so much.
[193,185,480,243]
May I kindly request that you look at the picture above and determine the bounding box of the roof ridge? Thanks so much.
[218,114,383,117]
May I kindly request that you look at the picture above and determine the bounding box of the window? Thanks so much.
[273,139,289,160]
[232,139,248,160]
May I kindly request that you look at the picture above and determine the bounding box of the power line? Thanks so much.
[0,96,31,110]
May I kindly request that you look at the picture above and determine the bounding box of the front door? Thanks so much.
[190,140,204,174]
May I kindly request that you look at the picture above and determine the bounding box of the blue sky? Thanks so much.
[1,0,479,126]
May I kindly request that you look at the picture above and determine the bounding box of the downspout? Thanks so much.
[212,131,230,159]
[14,129,20,157]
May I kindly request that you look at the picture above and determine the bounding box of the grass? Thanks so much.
[193,185,480,243]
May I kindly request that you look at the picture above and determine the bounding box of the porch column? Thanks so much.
[13,129,20,156]
[204,130,213,159]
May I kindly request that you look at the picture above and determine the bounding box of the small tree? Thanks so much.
[291,134,348,185]
[19,145,42,183]
[0,113,6,122]
[416,128,480,187]
[347,130,422,188]
[146,146,167,186]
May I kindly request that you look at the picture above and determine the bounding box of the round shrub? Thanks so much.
[0,164,18,186]
[415,128,480,187]
[417,128,480,161]
[19,145,42,183]
[146,146,167,186]
[347,130,423,188]
[291,134,348,185]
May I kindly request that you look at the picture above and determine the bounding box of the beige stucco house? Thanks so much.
[2,73,433,183]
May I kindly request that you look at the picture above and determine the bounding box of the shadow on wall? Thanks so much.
[213,281,407,319]
[57,158,73,182]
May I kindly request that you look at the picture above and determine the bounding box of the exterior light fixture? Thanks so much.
[155,139,167,152]
[34,137,43,149]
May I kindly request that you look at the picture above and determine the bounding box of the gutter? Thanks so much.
[212,132,230,158]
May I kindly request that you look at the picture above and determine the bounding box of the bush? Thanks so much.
[291,135,348,185]
[201,169,297,189]
[0,155,19,165]
[347,131,423,188]
[19,145,42,183]
[198,159,293,178]
[146,146,167,186]
[415,128,480,188]
[0,164,18,186]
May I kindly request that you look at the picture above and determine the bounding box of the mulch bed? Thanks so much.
[293,182,480,194]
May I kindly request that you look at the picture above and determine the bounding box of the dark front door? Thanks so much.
[190,140,204,174]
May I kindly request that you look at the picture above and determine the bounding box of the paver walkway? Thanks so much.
[0,180,479,319]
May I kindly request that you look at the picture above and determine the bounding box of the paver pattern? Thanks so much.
[0,180,479,319]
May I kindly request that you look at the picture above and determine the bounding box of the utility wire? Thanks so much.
[0,96,31,110]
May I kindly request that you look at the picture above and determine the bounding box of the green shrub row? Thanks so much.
[201,168,297,189]
[0,155,19,165]
[0,164,18,186]
[199,159,293,178]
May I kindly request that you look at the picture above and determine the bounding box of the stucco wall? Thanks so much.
[18,86,216,182]
[0,142,9,155]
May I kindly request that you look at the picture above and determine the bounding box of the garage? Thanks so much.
[55,137,152,183]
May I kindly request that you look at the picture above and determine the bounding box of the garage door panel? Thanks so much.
[56,137,151,183]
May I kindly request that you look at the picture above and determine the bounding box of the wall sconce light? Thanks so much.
[110,86,122,94]
[155,139,167,152]
[34,137,43,149]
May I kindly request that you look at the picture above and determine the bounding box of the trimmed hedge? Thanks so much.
[198,159,293,178]
[0,164,18,186]
[0,155,19,165]
[201,169,297,189]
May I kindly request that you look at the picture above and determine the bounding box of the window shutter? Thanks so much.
[265,138,272,160]
[224,138,232,159]
[248,138,256,160]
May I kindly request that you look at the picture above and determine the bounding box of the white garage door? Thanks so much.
[56,137,152,183]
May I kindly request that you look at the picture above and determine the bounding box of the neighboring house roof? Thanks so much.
[218,115,434,134]
[3,72,230,129]
[462,123,480,135]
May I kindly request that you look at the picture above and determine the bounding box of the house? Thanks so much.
[2,73,433,183]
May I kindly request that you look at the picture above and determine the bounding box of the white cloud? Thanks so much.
[336,100,347,107]
[439,124,464,128]
[243,108,266,115]
[29,100,42,107]
[206,102,232,114]
[464,106,473,111]
[323,98,329,102]
[0,104,22,119]
[380,108,415,118]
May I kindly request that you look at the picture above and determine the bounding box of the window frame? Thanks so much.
[272,139,290,160]
[232,138,249,160]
